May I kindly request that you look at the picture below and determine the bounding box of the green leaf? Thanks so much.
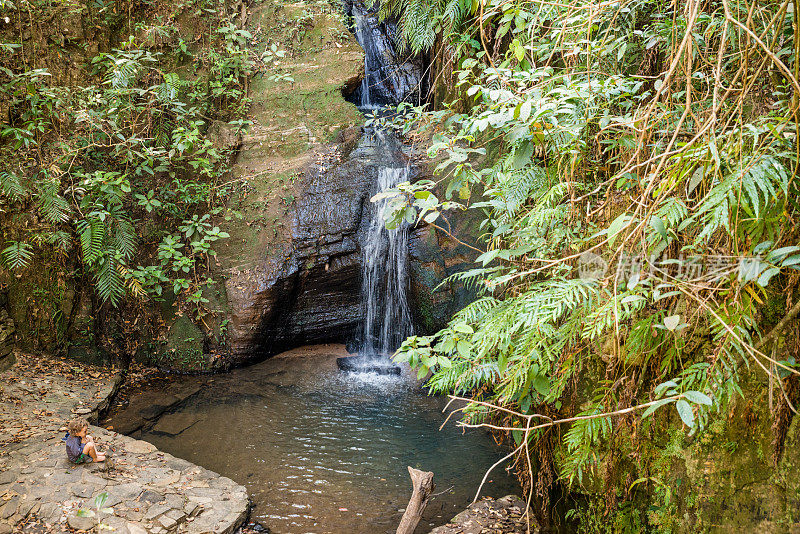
[650,215,667,241]
[654,380,678,396]
[687,166,704,194]
[621,295,646,305]
[663,315,680,331]
[782,254,800,268]
[519,99,532,122]
[766,246,800,263]
[452,323,474,334]
[511,142,534,170]
[675,399,694,428]
[757,267,780,287]
[94,491,109,510]
[641,398,673,419]
[608,214,632,246]
[531,375,550,396]
[423,211,440,223]
[683,391,712,406]
[1,241,34,270]
[497,353,508,375]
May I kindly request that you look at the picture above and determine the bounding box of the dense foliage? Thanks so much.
[379,0,800,528]
[0,0,251,316]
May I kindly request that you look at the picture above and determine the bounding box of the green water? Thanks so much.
[133,346,519,533]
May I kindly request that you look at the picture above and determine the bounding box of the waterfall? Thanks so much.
[359,166,414,357]
[343,0,423,363]
[352,10,374,109]
[346,0,424,108]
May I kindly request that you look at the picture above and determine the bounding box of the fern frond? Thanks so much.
[108,61,140,89]
[0,171,27,202]
[113,216,137,260]
[94,256,126,305]
[77,216,106,265]
[1,241,34,269]
[46,230,72,254]
[35,178,70,223]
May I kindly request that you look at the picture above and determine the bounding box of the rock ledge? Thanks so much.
[0,353,249,534]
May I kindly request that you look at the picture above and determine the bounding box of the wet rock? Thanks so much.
[224,129,410,362]
[112,382,203,434]
[138,400,179,421]
[336,355,401,375]
[344,0,426,106]
[152,413,201,436]
[408,194,483,333]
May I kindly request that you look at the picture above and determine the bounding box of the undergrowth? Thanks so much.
[374,0,800,529]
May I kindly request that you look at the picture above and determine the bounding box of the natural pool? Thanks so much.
[123,345,519,533]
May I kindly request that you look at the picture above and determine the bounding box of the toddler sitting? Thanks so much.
[63,417,105,464]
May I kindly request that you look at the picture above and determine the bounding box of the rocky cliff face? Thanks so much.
[219,129,485,363]
[408,219,481,334]
[209,0,437,365]
[143,0,371,368]
[222,127,416,361]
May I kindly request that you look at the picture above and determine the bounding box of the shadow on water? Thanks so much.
[127,346,519,533]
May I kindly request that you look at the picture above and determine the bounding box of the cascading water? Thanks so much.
[352,10,375,109]
[346,0,424,108]
[106,9,521,531]
[359,166,414,357]
[339,0,423,368]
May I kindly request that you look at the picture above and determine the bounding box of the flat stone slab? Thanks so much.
[0,353,249,533]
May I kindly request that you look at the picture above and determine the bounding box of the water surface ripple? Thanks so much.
[135,346,518,533]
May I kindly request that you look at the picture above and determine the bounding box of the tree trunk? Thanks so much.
[396,467,435,534]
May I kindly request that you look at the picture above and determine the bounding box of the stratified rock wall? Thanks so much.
[0,287,15,372]
[176,0,370,367]
[225,141,375,359]
[224,127,415,361]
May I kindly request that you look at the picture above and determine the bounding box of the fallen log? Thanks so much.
[396,466,435,534]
